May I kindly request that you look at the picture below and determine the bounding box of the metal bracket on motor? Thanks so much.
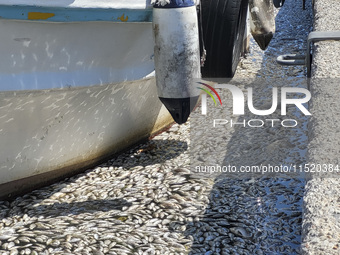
[277,31,340,78]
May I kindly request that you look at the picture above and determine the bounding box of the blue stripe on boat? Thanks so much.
[0,5,153,22]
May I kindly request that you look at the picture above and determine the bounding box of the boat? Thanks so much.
[0,0,270,199]
[0,0,176,199]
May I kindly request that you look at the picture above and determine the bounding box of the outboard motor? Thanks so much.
[152,0,201,124]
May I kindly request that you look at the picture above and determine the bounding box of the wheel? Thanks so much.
[199,0,249,79]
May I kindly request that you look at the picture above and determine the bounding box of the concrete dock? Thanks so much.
[302,0,340,254]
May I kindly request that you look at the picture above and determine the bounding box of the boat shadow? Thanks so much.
[0,138,187,218]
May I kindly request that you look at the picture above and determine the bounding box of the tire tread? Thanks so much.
[200,0,248,78]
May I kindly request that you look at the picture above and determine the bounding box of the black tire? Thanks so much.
[199,0,249,78]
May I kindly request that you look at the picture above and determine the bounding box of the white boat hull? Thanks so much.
[0,6,174,198]
[0,20,155,90]
[0,77,173,199]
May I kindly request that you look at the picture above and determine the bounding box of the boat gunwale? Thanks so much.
[0,5,153,23]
